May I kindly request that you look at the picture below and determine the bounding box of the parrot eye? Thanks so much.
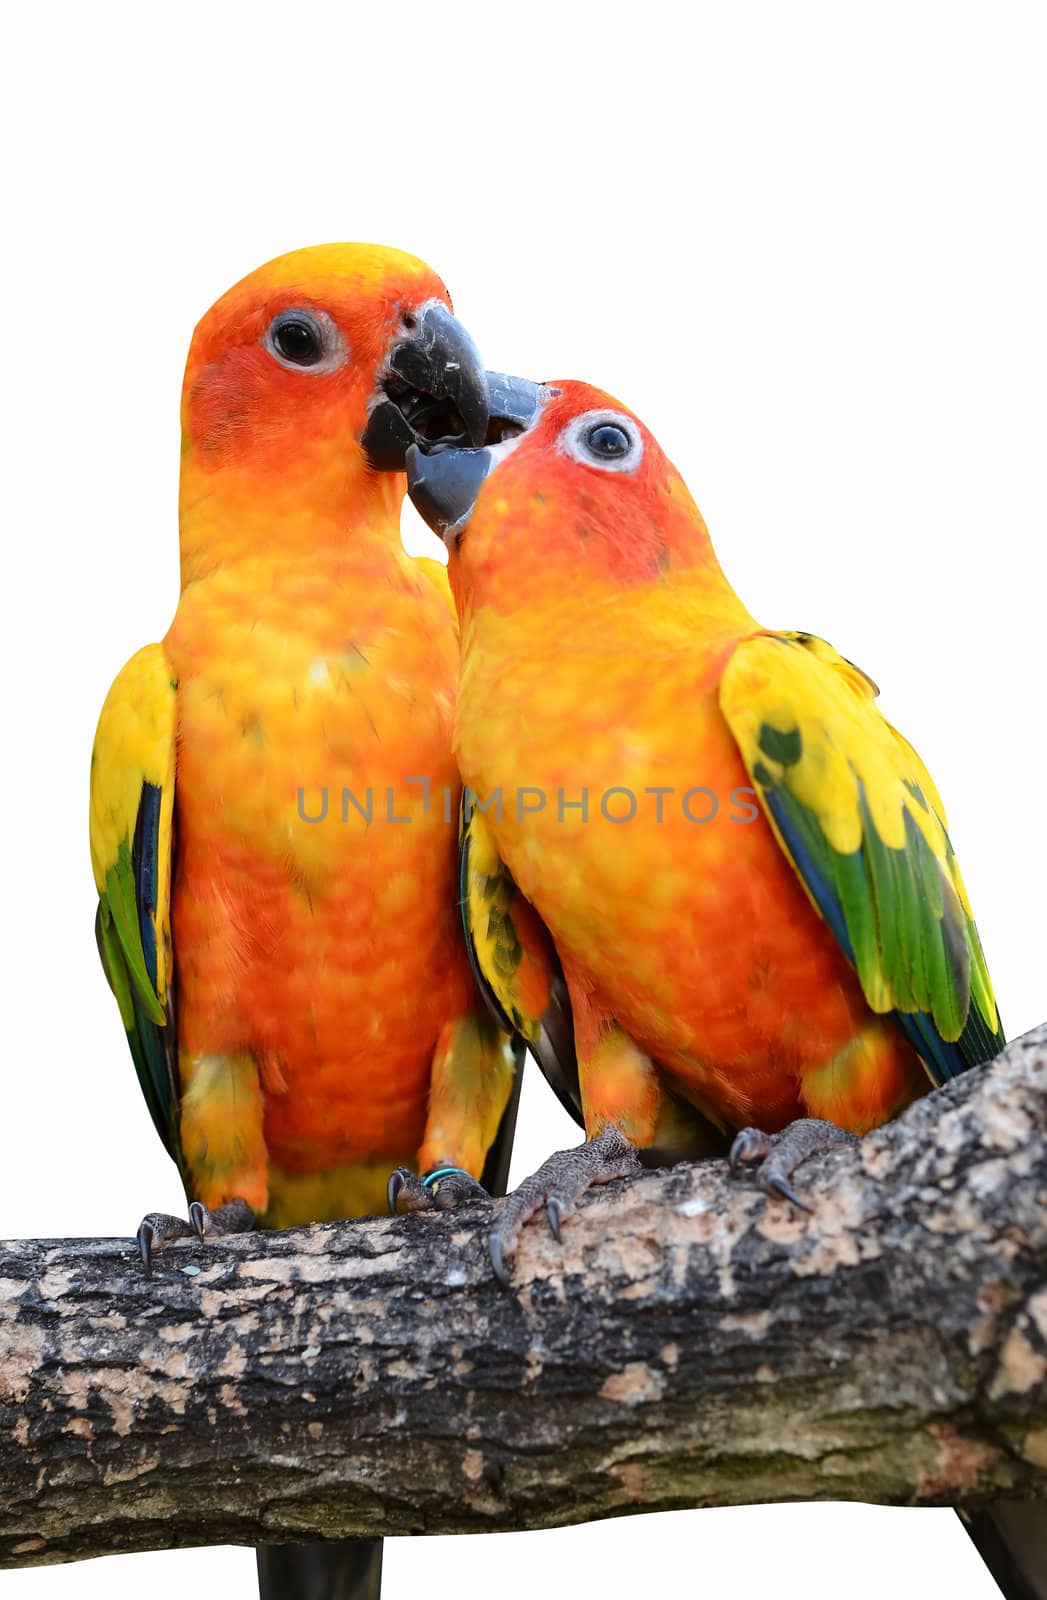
[586,423,631,459]
[273,316,320,364]
[264,309,347,374]
[560,409,644,474]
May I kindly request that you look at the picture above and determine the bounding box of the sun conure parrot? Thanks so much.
[405,378,1044,1600]
[88,244,522,1600]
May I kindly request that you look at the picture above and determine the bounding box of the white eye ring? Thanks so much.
[558,409,643,473]
[262,308,348,375]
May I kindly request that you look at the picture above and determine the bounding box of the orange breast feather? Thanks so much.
[166,540,472,1197]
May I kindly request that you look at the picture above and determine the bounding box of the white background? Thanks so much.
[3,3,1044,1596]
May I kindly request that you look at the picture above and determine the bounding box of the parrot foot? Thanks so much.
[729,1117,858,1209]
[136,1211,196,1278]
[488,1124,641,1288]
[136,1198,257,1278]
[189,1197,257,1239]
[387,1165,490,1215]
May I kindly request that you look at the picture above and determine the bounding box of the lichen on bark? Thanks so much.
[1,1026,1046,1567]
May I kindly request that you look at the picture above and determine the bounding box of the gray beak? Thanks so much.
[406,442,495,545]
[486,372,543,436]
[406,372,545,544]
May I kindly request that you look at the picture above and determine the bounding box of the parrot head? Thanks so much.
[406,379,720,612]
[179,243,536,568]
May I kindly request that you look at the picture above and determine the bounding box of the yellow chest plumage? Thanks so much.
[164,537,471,1209]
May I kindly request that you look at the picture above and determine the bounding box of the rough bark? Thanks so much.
[2,1028,1047,1568]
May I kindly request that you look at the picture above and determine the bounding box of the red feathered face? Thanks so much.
[407,379,716,612]
[180,244,488,493]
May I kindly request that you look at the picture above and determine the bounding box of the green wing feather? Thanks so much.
[720,631,1003,1082]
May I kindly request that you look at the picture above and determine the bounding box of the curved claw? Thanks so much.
[546,1196,564,1242]
[729,1127,773,1171]
[387,1168,410,1215]
[137,1219,156,1278]
[764,1173,812,1212]
[189,1201,210,1239]
[489,1230,510,1290]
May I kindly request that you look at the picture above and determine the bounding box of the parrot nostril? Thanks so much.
[401,309,417,331]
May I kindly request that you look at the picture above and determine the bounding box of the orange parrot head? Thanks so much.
[178,243,494,574]
[406,379,721,619]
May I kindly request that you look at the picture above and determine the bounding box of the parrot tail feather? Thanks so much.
[256,1539,384,1600]
[960,1504,1047,1600]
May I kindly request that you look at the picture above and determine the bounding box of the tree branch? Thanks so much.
[3,1028,1047,1567]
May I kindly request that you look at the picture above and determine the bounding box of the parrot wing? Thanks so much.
[720,630,1004,1083]
[90,643,181,1160]
[459,791,582,1126]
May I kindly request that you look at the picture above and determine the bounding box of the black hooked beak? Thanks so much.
[362,301,490,471]
[406,371,545,543]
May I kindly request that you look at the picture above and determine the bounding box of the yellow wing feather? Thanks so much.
[90,643,177,1011]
